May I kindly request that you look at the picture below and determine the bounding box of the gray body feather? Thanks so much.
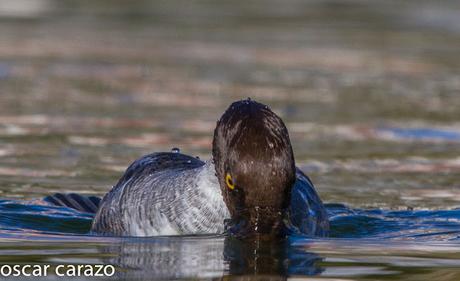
[91,152,329,236]
[91,153,230,236]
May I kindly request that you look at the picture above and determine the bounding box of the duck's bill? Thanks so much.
[225,206,286,238]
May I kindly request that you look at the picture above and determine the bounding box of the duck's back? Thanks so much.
[55,151,328,237]
[289,169,329,236]
[91,152,230,236]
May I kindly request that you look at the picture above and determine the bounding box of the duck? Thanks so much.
[48,99,329,237]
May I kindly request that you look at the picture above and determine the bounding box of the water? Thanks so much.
[1,0,460,280]
[1,201,460,280]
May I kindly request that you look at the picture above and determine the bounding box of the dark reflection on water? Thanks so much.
[223,236,322,277]
[100,236,322,280]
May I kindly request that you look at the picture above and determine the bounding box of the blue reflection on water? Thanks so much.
[0,199,93,234]
[0,199,459,279]
[0,63,10,79]
[327,203,460,240]
[379,127,460,141]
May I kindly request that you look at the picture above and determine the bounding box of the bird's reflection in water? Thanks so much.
[221,236,322,281]
[101,235,323,280]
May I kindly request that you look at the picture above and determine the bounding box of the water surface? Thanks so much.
[1,0,460,280]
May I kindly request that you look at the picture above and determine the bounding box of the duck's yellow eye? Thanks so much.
[225,173,235,190]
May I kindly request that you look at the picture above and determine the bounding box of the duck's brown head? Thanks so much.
[212,99,296,236]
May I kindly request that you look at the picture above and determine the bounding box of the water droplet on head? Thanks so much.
[171,147,180,153]
[269,143,274,149]
[187,160,192,163]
